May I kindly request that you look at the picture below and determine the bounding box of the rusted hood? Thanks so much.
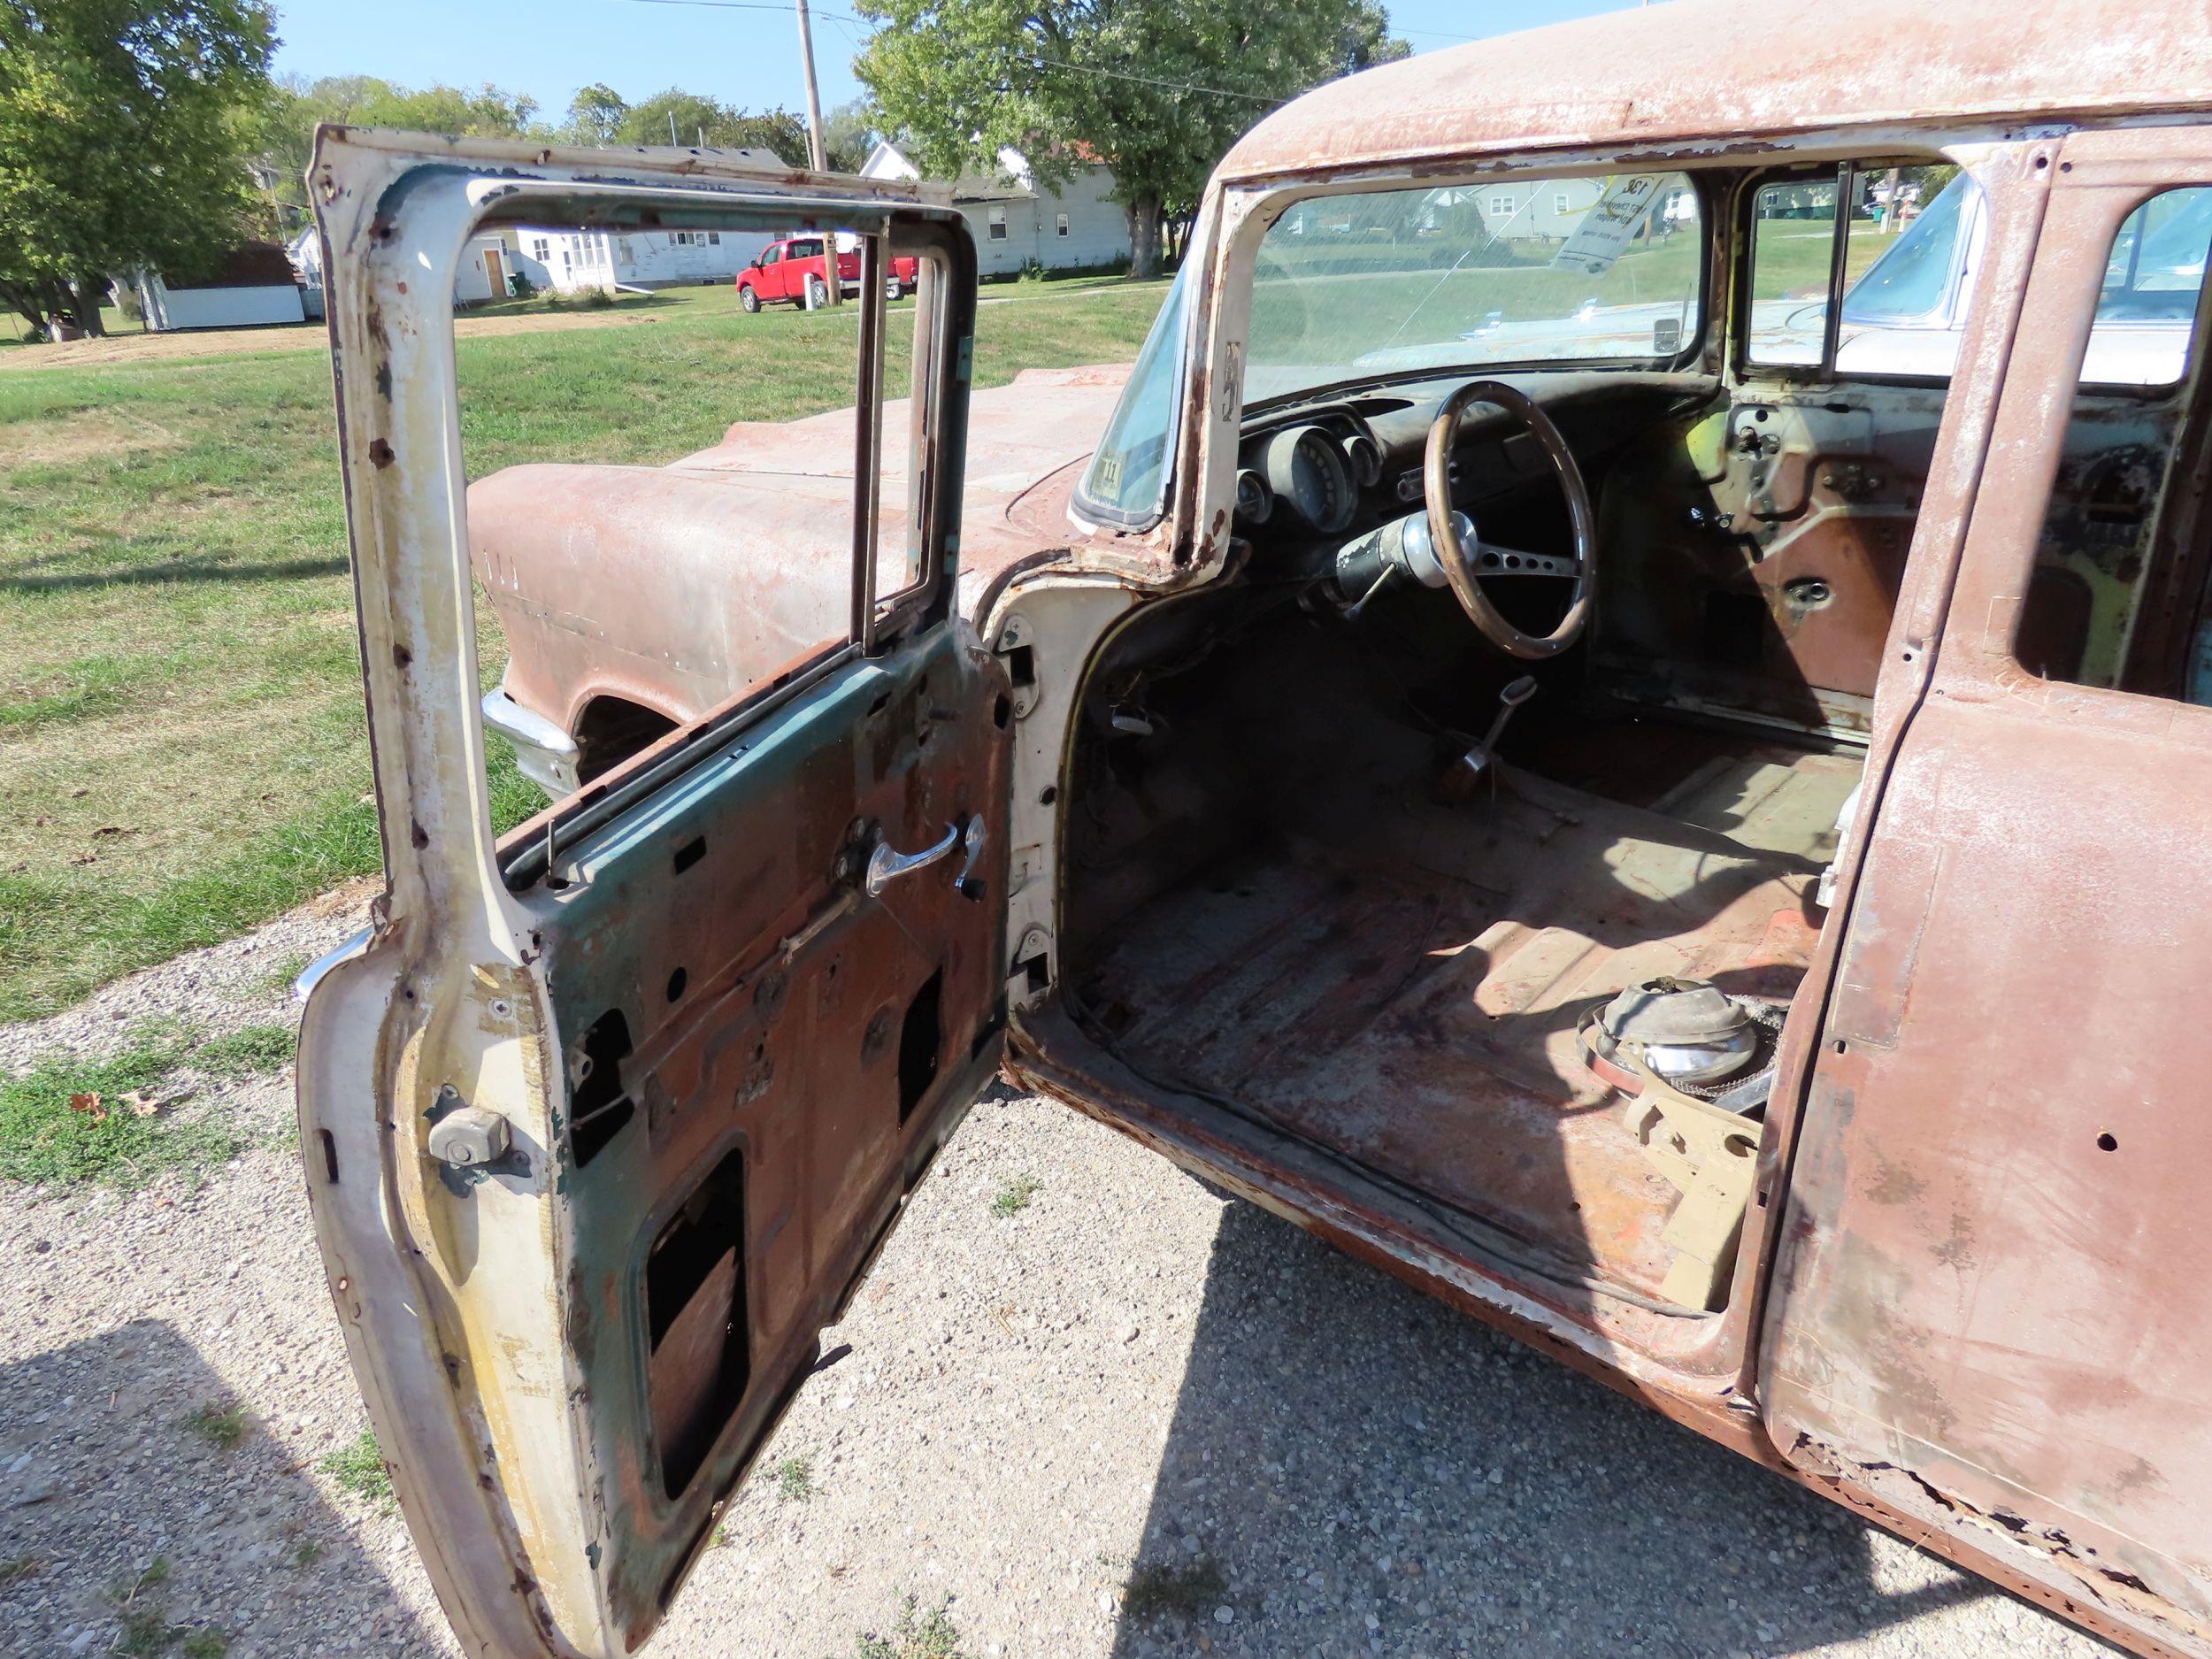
[468,365,1127,731]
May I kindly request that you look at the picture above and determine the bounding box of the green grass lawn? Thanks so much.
[0,278,1171,1022]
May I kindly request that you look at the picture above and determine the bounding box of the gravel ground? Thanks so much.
[0,902,2113,1659]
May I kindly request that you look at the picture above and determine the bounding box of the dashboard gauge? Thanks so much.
[1260,425,1357,534]
[1341,431,1384,489]
[1234,467,1274,525]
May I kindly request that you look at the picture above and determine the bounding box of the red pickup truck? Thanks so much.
[735,234,918,311]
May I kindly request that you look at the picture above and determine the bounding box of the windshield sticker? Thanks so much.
[1551,175,1669,276]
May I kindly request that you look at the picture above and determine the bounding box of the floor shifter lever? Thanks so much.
[1436,675,1537,803]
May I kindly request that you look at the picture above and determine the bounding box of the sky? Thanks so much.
[269,0,1643,128]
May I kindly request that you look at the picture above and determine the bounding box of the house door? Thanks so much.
[483,248,505,299]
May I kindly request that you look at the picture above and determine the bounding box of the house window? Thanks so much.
[1554,191,1571,215]
[617,238,634,262]
[532,238,550,262]
[708,231,720,245]
[1487,192,1517,219]
[987,207,1008,242]
[1056,212,1070,238]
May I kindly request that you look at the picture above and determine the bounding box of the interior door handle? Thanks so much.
[866,818,982,896]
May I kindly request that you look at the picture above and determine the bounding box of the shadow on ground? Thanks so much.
[0,1319,442,1657]
[1107,1199,1988,1659]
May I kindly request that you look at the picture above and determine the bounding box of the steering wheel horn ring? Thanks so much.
[1424,379,1598,660]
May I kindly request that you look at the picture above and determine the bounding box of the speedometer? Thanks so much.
[1260,425,1356,534]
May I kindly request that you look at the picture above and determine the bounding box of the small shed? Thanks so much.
[136,242,306,332]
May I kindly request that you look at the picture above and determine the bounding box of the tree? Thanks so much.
[614,87,820,165]
[248,73,544,239]
[567,82,628,146]
[0,0,279,336]
[822,97,880,173]
[854,0,1407,278]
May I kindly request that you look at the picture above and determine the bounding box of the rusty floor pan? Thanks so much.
[1079,756,1847,1302]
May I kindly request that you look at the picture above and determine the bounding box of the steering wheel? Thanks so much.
[1424,380,1598,660]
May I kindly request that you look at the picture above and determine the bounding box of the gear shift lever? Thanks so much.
[1436,675,1537,803]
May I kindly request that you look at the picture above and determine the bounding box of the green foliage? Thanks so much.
[771,1455,815,1502]
[565,81,628,145]
[0,1555,37,1584]
[179,1632,228,1659]
[0,1028,244,1190]
[320,1429,394,1503]
[182,1401,249,1449]
[0,0,280,335]
[991,1173,1041,1217]
[251,73,541,233]
[852,1594,972,1659]
[854,0,1405,274]
[193,1022,297,1078]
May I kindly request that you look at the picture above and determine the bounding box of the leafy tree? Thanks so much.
[615,87,857,171]
[566,82,628,145]
[822,97,880,174]
[618,87,731,149]
[250,73,543,237]
[0,0,279,336]
[854,0,1405,277]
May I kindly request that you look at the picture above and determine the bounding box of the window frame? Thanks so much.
[480,213,973,890]
[1736,159,1863,381]
[1056,211,1070,238]
[987,206,1008,242]
[1236,167,1712,419]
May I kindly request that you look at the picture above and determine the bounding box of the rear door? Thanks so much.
[1763,128,2212,1659]
[296,129,1005,1657]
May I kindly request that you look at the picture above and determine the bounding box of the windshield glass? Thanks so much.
[1244,173,1701,404]
[1844,169,1972,325]
[1076,262,1194,525]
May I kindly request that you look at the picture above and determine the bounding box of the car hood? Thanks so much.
[466,364,1131,732]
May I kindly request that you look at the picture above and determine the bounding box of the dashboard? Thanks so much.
[1229,373,1717,571]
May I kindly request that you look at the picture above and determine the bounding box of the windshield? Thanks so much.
[1076,261,1194,526]
[1244,173,1701,404]
[1844,170,1973,325]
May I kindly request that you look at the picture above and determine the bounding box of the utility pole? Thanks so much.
[794,0,830,172]
[793,0,840,308]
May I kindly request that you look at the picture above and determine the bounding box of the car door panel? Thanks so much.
[298,128,996,1658]
[534,625,1008,1632]
[1763,128,2212,1658]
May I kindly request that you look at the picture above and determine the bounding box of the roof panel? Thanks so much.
[1220,0,2212,181]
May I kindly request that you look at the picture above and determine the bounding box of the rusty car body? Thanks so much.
[298,3,2212,1655]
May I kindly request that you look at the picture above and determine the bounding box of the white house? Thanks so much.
[287,228,510,314]
[505,227,750,294]
[858,142,1130,278]
[135,242,304,332]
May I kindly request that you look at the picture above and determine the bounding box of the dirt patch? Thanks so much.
[0,407,186,465]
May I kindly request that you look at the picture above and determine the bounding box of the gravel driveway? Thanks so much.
[0,902,2112,1659]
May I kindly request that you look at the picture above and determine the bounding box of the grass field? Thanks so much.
[0,276,1171,1022]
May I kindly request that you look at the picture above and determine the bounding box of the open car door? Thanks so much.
[296,129,1007,1656]
[1762,130,2212,1658]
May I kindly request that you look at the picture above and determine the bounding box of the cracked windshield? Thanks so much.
[1248,172,1700,403]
